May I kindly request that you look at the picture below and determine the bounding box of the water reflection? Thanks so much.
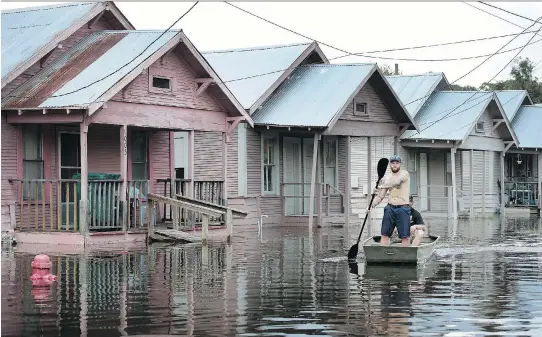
[1,215,542,336]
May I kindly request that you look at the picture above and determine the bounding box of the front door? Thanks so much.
[283,137,302,215]
[59,132,81,228]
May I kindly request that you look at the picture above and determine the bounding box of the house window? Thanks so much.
[475,121,484,133]
[152,76,171,90]
[353,101,368,116]
[22,125,44,200]
[262,136,278,194]
[407,150,417,195]
[324,138,338,189]
[131,131,148,180]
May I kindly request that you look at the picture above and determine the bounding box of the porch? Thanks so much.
[503,152,540,208]
[5,120,228,236]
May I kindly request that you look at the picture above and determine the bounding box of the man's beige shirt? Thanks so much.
[373,169,410,207]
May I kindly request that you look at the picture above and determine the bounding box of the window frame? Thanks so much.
[407,149,418,196]
[353,100,369,117]
[22,125,44,201]
[475,121,484,133]
[130,130,149,181]
[261,133,279,195]
[148,68,175,95]
[323,136,339,191]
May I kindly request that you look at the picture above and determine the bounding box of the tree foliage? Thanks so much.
[379,64,402,76]
[480,57,542,103]
[450,84,478,91]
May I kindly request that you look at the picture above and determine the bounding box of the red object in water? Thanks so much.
[30,254,57,282]
[30,255,57,302]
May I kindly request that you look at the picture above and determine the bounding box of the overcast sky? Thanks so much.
[2,1,542,87]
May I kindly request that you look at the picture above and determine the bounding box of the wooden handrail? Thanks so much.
[175,194,247,217]
[147,193,224,217]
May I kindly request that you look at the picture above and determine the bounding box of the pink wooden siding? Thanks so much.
[111,48,223,112]
[226,127,238,197]
[246,128,261,195]
[2,16,113,98]
[87,125,121,174]
[194,131,223,181]
[340,82,395,123]
[1,116,18,228]
[149,131,171,194]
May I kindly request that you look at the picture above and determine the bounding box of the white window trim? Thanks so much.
[261,132,280,195]
[148,69,175,95]
[353,100,369,117]
[323,136,339,191]
[475,121,484,133]
[407,149,418,196]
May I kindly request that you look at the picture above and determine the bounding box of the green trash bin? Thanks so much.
[73,172,122,228]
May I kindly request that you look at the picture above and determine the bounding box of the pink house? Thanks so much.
[1,2,252,242]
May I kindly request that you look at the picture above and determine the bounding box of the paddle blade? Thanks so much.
[377,158,389,179]
[347,243,359,260]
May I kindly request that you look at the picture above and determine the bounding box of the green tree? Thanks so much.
[481,57,542,103]
[450,84,478,91]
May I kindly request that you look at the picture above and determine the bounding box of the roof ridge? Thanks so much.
[1,2,96,15]
[386,72,443,78]
[300,63,375,67]
[98,29,182,34]
[202,42,312,54]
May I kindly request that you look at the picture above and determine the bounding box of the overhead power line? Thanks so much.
[37,2,199,99]
[406,15,542,138]
[477,2,542,25]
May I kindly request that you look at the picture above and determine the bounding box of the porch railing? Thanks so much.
[155,179,225,228]
[503,181,540,207]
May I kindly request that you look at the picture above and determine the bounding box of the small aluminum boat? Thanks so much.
[362,235,439,265]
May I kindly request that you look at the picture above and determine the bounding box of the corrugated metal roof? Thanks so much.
[252,64,375,127]
[202,42,312,110]
[385,73,444,118]
[495,90,529,120]
[1,2,100,82]
[3,30,180,109]
[512,105,542,148]
[401,91,494,141]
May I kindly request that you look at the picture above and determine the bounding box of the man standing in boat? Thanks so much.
[369,155,411,247]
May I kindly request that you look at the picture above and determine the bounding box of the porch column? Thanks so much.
[308,133,320,231]
[345,136,351,227]
[188,130,195,198]
[470,149,474,217]
[501,152,505,215]
[80,123,89,235]
[482,151,486,217]
[538,154,542,210]
[451,147,458,219]
[222,132,228,205]
[120,125,128,231]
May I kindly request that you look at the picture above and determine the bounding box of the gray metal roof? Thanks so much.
[495,90,531,120]
[511,105,542,148]
[202,42,313,110]
[2,30,180,109]
[251,64,375,127]
[401,91,495,141]
[385,73,445,118]
[1,2,100,83]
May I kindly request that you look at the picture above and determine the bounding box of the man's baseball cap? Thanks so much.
[390,155,401,163]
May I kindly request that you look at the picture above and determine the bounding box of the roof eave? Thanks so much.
[178,31,254,127]
[374,66,420,131]
[248,41,325,115]
[1,2,108,89]
[493,93,520,146]
[105,1,136,30]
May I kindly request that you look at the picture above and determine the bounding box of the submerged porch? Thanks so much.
[5,119,229,238]
[503,152,540,208]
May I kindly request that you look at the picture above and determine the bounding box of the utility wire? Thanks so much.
[405,16,542,138]
[477,2,542,25]
[39,2,199,99]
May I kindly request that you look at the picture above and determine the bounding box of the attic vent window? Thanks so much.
[354,102,368,116]
[475,121,484,133]
[152,77,171,90]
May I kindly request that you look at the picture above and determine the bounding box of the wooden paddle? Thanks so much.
[347,158,389,260]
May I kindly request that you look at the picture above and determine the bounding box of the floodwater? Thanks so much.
[2,215,542,337]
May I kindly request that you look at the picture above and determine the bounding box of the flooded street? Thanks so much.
[2,216,542,337]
